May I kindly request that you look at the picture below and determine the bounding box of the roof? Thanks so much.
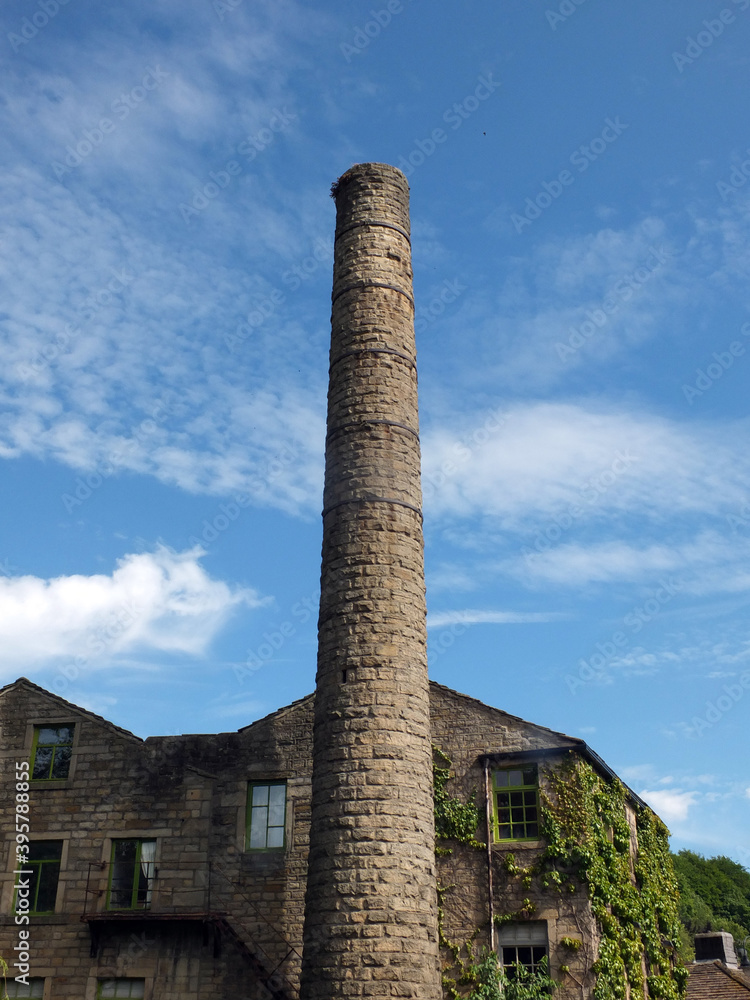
[0,676,142,743]
[687,962,750,1000]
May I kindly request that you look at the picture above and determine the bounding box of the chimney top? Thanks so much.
[695,932,739,967]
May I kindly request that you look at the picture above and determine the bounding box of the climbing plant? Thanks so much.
[535,754,687,1000]
[433,749,687,1000]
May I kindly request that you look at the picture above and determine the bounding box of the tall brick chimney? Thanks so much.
[299,163,441,999]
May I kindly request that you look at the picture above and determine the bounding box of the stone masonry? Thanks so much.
[300,163,442,999]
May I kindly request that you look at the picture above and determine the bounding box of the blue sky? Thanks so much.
[2,0,749,866]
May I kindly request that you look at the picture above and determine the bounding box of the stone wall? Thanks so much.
[1,676,639,1000]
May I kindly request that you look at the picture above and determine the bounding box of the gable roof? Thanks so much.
[0,676,142,743]
[688,962,750,1000]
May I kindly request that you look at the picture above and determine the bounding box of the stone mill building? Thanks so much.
[0,165,683,1000]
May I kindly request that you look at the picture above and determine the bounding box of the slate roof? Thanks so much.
[687,962,750,1000]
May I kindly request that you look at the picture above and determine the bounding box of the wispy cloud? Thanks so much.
[427,609,570,627]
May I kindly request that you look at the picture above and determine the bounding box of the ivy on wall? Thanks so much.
[537,754,688,1000]
[433,748,687,1000]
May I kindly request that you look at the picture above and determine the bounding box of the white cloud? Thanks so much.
[427,609,570,627]
[0,546,265,677]
[639,788,698,823]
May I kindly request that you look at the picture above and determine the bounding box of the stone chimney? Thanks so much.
[694,932,740,967]
[299,163,441,999]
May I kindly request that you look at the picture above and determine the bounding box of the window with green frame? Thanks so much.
[97,979,145,998]
[15,841,62,915]
[107,840,156,910]
[496,921,548,977]
[492,765,539,841]
[246,782,286,850]
[5,979,44,998]
[30,724,74,780]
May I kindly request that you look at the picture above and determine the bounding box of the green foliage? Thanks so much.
[508,754,687,1000]
[433,746,484,851]
[464,950,556,1000]
[672,850,750,957]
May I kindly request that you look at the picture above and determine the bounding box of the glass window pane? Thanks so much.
[51,745,72,778]
[494,771,508,787]
[508,770,523,786]
[524,790,537,805]
[498,825,511,839]
[29,841,62,862]
[527,823,538,837]
[253,785,269,806]
[533,947,546,964]
[268,801,285,827]
[32,746,52,779]
[249,808,268,848]
[517,947,532,966]
[266,826,284,848]
[100,983,117,998]
[522,767,537,785]
[36,862,60,911]
[497,792,509,807]
[510,791,523,807]
[7,980,45,998]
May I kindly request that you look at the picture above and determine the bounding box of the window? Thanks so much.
[107,840,155,910]
[246,782,286,850]
[17,841,62,914]
[497,922,548,976]
[97,980,145,998]
[492,765,539,841]
[6,980,44,998]
[31,725,74,780]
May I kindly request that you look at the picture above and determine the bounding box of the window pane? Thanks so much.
[268,789,286,827]
[249,808,268,848]
[522,767,537,785]
[29,841,62,862]
[494,771,509,787]
[510,791,523,807]
[517,947,532,966]
[524,790,537,805]
[98,978,146,998]
[50,744,72,778]
[498,825,511,839]
[497,792,509,807]
[527,823,538,837]
[7,980,44,998]
[36,862,60,911]
[253,785,269,806]
[266,825,284,848]
[508,770,523,786]
[31,746,52,779]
